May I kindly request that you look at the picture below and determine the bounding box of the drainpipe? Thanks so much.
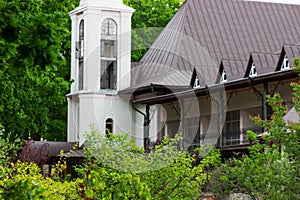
[208,90,223,147]
[178,98,185,149]
[262,82,268,121]
[132,104,150,153]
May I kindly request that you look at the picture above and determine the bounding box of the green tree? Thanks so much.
[77,128,221,199]
[0,0,77,141]
[210,58,300,199]
[124,0,183,61]
[0,0,181,141]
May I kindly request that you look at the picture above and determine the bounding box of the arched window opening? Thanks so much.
[106,118,113,136]
[220,69,227,83]
[77,20,84,90]
[249,62,257,77]
[100,18,117,90]
[193,76,201,89]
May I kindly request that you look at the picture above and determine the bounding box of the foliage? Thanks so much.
[210,58,300,199]
[51,143,79,181]
[0,161,81,200]
[0,0,77,141]
[77,127,221,199]
[124,0,183,61]
[0,0,182,140]
[0,133,22,166]
[0,139,81,199]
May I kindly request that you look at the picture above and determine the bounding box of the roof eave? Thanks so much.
[132,70,297,105]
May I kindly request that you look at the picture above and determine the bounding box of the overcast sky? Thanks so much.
[244,0,300,5]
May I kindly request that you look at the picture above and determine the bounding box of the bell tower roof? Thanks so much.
[80,0,122,7]
[70,0,134,15]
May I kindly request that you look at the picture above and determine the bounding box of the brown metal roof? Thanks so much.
[123,0,300,93]
[20,141,78,164]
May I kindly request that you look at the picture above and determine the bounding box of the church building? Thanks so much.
[67,0,300,152]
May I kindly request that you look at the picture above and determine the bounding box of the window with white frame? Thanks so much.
[76,20,84,90]
[220,69,227,83]
[100,18,117,90]
[249,62,257,77]
[193,76,201,89]
[281,55,290,71]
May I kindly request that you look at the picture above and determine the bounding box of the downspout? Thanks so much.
[262,82,268,121]
[132,104,150,153]
[249,78,268,132]
[178,98,185,149]
[207,89,222,147]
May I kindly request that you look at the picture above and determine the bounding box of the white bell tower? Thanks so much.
[67,0,134,145]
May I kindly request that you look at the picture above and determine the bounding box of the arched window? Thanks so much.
[220,69,227,83]
[106,118,113,136]
[193,76,201,89]
[281,55,290,71]
[100,18,117,90]
[76,20,84,90]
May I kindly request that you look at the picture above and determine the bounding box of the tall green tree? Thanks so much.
[0,0,182,141]
[0,0,77,141]
[124,0,183,61]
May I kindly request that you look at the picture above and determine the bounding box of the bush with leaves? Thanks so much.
[0,136,81,199]
[77,127,221,199]
[0,132,22,166]
[210,58,300,200]
[0,161,82,200]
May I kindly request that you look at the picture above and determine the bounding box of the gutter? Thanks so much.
[132,70,297,105]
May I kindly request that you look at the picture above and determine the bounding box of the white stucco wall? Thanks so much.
[67,1,134,144]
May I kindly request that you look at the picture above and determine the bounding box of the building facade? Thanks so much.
[67,0,134,145]
[68,0,300,151]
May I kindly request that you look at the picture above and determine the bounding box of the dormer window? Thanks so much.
[193,76,201,89]
[100,18,117,90]
[281,55,290,71]
[249,62,257,77]
[77,20,84,90]
[220,69,227,83]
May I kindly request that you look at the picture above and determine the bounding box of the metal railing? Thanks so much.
[185,126,263,149]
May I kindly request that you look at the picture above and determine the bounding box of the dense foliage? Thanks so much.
[0,161,81,200]
[77,128,221,199]
[124,0,183,61]
[0,130,221,199]
[210,58,300,199]
[0,0,182,141]
[0,0,77,141]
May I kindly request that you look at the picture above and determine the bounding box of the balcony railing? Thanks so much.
[150,126,263,152]
[185,126,263,149]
